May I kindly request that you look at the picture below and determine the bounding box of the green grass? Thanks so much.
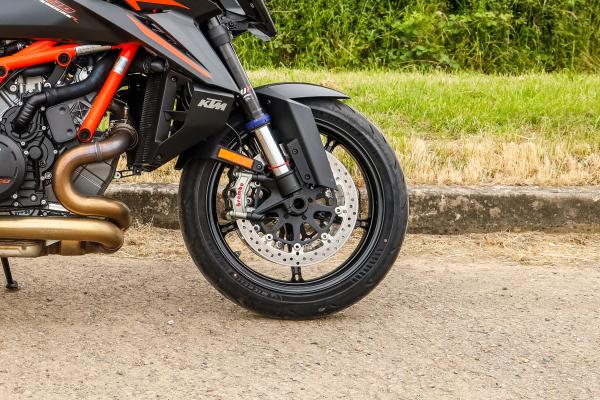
[136,71,600,186]
[251,70,600,143]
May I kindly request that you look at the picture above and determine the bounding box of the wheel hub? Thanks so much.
[234,153,359,266]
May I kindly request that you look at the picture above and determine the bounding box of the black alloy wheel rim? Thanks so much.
[205,117,386,295]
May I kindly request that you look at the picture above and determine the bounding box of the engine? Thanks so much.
[0,61,117,216]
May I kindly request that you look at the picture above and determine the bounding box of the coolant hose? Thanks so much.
[14,53,117,133]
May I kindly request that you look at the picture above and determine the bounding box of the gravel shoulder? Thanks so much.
[1,228,600,399]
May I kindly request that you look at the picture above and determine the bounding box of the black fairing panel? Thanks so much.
[149,11,238,93]
[72,0,236,92]
[0,0,124,43]
[118,0,221,22]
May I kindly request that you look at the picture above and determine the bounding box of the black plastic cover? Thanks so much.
[0,136,26,201]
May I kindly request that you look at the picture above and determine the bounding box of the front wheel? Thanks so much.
[179,99,409,319]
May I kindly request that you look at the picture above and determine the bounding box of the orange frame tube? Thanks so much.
[0,42,76,81]
[0,40,139,143]
[77,43,139,143]
[18,40,58,55]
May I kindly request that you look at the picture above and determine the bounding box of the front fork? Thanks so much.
[207,19,301,196]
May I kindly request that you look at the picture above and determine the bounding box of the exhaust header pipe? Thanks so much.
[0,122,136,256]
[52,126,135,230]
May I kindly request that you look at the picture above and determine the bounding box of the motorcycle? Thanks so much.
[0,0,409,318]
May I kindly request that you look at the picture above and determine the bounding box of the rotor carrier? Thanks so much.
[233,153,359,267]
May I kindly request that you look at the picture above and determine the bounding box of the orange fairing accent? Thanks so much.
[77,43,139,143]
[127,15,211,79]
[217,148,256,170]
[0,43,77,79]
[124,0,189,11]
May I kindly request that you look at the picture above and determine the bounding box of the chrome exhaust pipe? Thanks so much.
[0,123,136,256]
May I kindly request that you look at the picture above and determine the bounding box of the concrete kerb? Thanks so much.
[106,184,600,234]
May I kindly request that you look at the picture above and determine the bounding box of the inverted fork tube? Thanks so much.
[207,19,299,194]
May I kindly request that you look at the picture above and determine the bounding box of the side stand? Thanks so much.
[1,258,19,291]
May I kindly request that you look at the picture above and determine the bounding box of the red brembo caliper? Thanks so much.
[0,40,139,143]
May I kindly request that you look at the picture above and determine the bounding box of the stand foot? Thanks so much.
[1,258,19,291]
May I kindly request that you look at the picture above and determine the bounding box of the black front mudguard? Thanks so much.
[177,83,349,189]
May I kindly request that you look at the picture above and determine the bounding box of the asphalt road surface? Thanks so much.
[1,229,599,399]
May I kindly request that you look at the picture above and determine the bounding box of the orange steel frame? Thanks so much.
[0,40,139,143]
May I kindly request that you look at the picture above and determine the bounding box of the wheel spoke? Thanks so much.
[220,222,237,235]
[324,137,339,153]
[356,219,371,230]
[291,266,304,283]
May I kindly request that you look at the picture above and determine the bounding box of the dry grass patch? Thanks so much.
[115,226,600,269]
[115,71,600,187]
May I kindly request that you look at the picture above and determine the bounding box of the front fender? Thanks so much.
[254,83,349,101]
[254,83,349,188]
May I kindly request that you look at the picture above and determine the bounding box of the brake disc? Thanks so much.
[235,153,359,266]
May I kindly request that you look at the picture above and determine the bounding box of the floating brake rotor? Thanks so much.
[234,153,359,267]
